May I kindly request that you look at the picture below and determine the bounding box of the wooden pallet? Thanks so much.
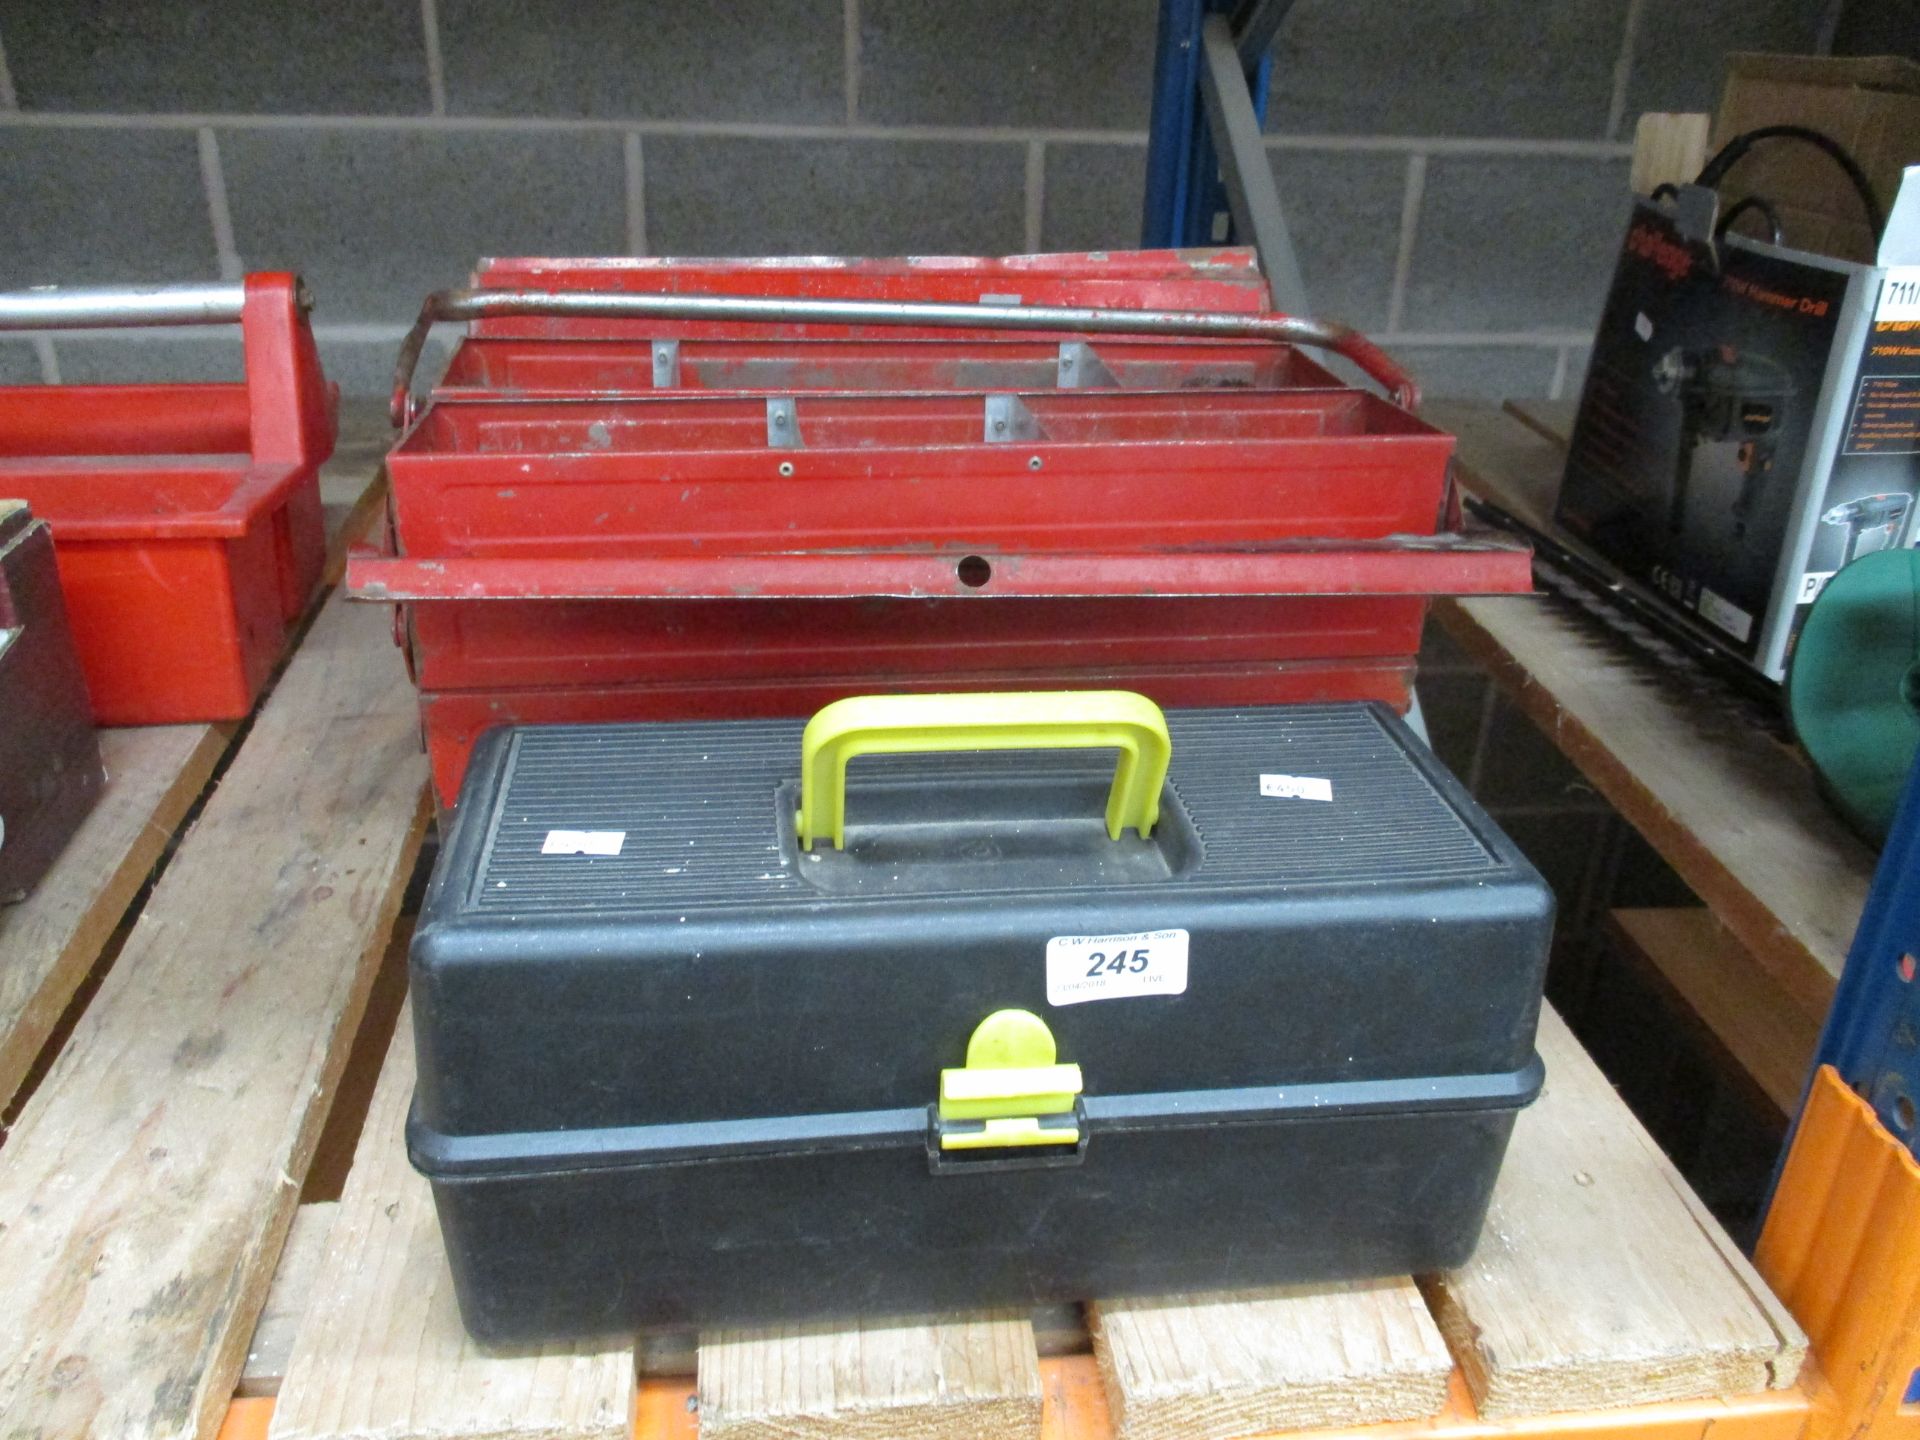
[0,414,1812,1439]
[225,999,1805,1440]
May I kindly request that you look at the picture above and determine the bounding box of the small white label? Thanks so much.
[1696,586,1754,642]
[1260,773,1334,802]
[1634,311,1655,342]
[1797,569,1836,605]
[1876,267,1920,323]
[1047,929,1189,1006]
[541,829,626,856]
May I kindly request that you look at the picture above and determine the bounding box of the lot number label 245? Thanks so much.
[1046,929,1190,1006]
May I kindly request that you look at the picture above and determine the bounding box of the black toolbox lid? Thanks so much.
[461,706,1507,911]
[412,703,1551,1144]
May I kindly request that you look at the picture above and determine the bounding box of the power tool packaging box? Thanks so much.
[407,696,1551,1343]
[1558,166,1920,680]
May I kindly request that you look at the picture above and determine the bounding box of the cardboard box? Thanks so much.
[1714,54,1920,264]
[1555,167,1920,681]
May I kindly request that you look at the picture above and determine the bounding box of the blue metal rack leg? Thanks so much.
[1808,751,1920,1148]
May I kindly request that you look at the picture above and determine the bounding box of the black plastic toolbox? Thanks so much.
[409,699,1551,1343]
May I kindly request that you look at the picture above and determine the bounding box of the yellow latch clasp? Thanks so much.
[937,1009,1083,1151]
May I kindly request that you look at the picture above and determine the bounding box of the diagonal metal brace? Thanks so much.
[1197,12,1308,313]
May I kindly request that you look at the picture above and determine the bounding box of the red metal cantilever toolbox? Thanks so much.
[0,274,337,724]
[351,252,1532,806]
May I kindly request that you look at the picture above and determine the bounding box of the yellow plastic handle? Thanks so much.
[797,691,1172,852]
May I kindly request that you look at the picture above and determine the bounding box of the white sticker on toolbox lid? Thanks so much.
[1046,929,1189,1006]
[1260,773,1333,802]
[541,829,626,856]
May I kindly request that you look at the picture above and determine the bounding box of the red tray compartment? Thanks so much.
[0,274,337,723]
[385,388,1454,561]
[396,591,1427,694]
[356,532,1524,807]
[436,336,1345,401]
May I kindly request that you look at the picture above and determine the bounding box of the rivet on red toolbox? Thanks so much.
[0,274,338,725]
[346,250,1533,806]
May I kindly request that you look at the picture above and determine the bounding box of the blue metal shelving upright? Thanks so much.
[1806,753,1920,1151]
[1139,0,1302,312]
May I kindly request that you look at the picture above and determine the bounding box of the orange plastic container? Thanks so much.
[0,274,337,724]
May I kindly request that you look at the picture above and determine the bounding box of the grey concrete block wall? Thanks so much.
[0,0,1828,396]
[218,129,630,318]
[1264,0,1634,140]
[643,136,1029,255]
[437,1,846,122]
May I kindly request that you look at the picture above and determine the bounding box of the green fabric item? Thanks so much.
[1788,547,1920,846]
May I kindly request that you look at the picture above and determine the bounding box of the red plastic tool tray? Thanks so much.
[0,273,337,723]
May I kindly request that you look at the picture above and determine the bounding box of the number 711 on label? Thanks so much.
[1045,929,1190,1006]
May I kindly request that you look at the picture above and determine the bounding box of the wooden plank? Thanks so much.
[640,1352,1819,1440]
[698,1314,1044,1440]
[320,478,386,589]
[0,591,429,1440]
[267,1002,632,1440]
[319,408,389,586]
[1421,1006,1806,1419]
[1428,401,1875,1018]
[1502,397,1578,455]
[0,723,227,1109]
[1090,1281,1452,1440]
[240,1204,338,1400]
[641,1304,1087,1377]
[1629,112,1711,195]
[1609,908,1823,1114]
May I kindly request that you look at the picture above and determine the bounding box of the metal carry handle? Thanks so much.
[795,690,1172,853]
[0,276,332,472]
[0,282,250,330]
[389,286,1423,426]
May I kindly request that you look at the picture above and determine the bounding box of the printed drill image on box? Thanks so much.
[1557,167,1920,680]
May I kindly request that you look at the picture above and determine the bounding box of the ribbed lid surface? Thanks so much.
[469,705,1500,915]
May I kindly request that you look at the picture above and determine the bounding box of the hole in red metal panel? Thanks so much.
[957,555,991,588]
